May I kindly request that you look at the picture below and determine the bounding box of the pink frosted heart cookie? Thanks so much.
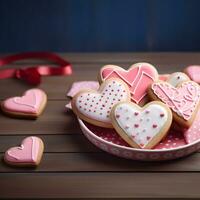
[71,78,131,128]
[1,88,47,118]
[99,63,158,105]
[184,65,200,83]
[148,81,200,127]
[166,72,190,87]
[110,101,172,149]
[4,136,44,167]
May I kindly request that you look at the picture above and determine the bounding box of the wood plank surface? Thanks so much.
[1,152,200,172]
[1,53,200,199]
[0,135,100,153]
[3,52,200,64]
[0,101,81,135]
[1,173,200,199]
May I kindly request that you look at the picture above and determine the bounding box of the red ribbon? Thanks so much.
[0,52,72,85]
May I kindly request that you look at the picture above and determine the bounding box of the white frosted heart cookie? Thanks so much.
[71,78,131,128]
[110,101,172,149]
[166,72,190,87]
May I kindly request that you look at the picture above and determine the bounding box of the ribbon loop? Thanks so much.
[0,52,72,85]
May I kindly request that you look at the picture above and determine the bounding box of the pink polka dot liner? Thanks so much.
[78,109,200,161]
[85,122,187,150]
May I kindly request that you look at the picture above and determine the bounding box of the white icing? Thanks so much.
[167,72,189,87]
[76,80,129,123]
[31,137,36,162]
[114,103,168,148]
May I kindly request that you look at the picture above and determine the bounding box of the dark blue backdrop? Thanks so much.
[0,0,200,52]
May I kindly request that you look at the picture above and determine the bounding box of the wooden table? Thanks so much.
[1,53,200,199]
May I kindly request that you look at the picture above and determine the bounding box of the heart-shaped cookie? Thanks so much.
[149,81,200,127]
[1,88,47,118]
[4,136,44,167]
[111,101,172,149]
[99,63,158,105]
[71,78,130,128]
[166,72,190,87]
[184,65,200,83]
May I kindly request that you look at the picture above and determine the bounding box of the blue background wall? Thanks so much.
[0,0,200,52]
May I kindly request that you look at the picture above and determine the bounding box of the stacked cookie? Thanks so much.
[71,63,200,149]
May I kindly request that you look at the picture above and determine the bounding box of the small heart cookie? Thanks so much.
[111,101,172,149]
[184,65,200,83]
[99,63,158,105]
[4,136,44,167]
[71,78,131,128]
[166,72,190,87]
[1,88,47,118]
[148,81,200,127]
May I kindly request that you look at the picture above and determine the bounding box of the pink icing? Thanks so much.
[185,65,200,83]
[5,136,41,163]
[101,63,158,104]
[184,108,200,144]
[3,89,45,114]
[152,81,200,120]
[67,81,99,97]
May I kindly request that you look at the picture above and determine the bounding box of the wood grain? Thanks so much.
[1,134,200,154]
[0,101,81,135]
[2,52,200,64]
[0,135,99,153]
[1,152,200,172]
[1,173,200,198]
